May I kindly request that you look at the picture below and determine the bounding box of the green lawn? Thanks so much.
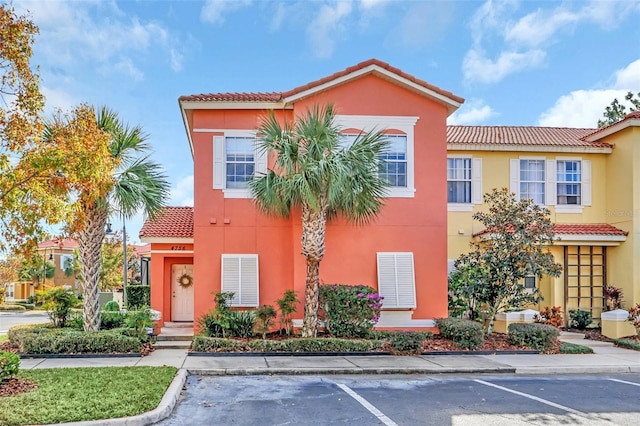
[0,334,7,343]
[0,366,177,426]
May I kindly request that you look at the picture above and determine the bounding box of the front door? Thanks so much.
[171,264,194,321]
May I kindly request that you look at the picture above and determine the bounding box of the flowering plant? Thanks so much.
[319,284,383,338]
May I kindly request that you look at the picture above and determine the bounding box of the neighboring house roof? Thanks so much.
[139,207,194,240]
[582,111,640,142]
[132,244,151,257]
[38,238,78,250]
[179,92,282,102]
[447,126,612,152]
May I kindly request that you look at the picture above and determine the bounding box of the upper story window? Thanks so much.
[213,133,267,198]
[447,156,482,211]
[447,158,471,203]
[519,159,545,205]
[510,157,591,210]
[225,136,255,189]
[334,115,418,198]
[556,160,581,205]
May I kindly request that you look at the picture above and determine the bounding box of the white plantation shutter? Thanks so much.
[582,160,591,206]
[471,158,483,204]
[213,136,225,189]
[376,252,416,309]
[510,159,519,198]
[255,143,267,175]
[221,254,259,307]
[546,160,556,206]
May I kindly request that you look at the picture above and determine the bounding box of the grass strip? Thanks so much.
[559,342,594,354]
[614,338,640,351]
[0,366,177,426]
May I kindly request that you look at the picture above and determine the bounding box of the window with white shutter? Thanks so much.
[376,252,416,309]
[221,254,259,307]
[213,133,267,198]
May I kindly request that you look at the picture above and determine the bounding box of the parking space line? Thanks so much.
[335,383,399,426]
[609,378,640,387]
[474,379,587,416]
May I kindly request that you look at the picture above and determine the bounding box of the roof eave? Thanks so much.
[447,143,613,154]
[139,237,194,244]
[282,64,464,116]
[583,118,640,142]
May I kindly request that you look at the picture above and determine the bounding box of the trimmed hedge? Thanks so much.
[614,339,640,351]
[559,342,593,354]
[8,325,142,354]
[191,335,385,353]
[508,323,559,351]
[370,331,433,353]
[0,304,26,311]
[126,285,150,309]
[436,318,484,350]
[0,350,19,380]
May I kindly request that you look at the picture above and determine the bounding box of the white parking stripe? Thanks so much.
[609,378,640,387]
[335,382,399,426]
[474,379,587,416]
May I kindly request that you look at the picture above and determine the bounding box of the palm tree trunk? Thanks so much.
[77,203,108,332]
[301,202,327,338]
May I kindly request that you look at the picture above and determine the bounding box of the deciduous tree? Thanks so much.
[452,188,562,334]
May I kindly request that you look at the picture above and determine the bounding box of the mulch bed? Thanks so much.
[422,332,552,353]
[0,378,38,398]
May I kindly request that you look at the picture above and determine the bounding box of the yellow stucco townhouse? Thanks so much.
[446,111,640,323]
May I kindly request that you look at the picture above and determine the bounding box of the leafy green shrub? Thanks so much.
[15,329,142,354]
[614,338,640,351]
[319,284,383,338]
[125,285,150,309]
[0,304,26,311]
[100,310,127,330]
[247,338,383,353]
[628,303,640,337]
[568,309,593,330]
[228,310,256,338]
[198,311,224,338]
[11,301,35,310]
[436,318,484,350]
[191,336,244,352]
[103,301,121,311]
[255,305,276,339]
[40,287,81,327]
[276,290,298,335]
[197,292,236,338]
[559,342,593,354]
[0,350,19,380]
[604,285,624,311]
[370,330,433,353]
[125,307,153,333]
[508,323,559,351]
[66,310,84,330]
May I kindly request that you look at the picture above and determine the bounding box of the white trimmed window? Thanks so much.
[221,254,259,307]
[376,252,416,309]
[6,283,14,301]
[511,157,591,209]
[213,133,267,198]
[447,156,482,211]
[335,115,418,198]
[523,276,536,289]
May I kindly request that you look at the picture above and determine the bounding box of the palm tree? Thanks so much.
[74,107,170,331]
[250,104,390,337]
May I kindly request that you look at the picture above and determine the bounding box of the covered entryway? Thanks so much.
[563,245,606,322]
[171,264,194,321]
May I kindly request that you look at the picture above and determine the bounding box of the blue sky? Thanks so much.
[15,0,640,242]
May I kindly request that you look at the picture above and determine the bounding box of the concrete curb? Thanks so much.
[187,367,517,376]
[45,369,187,426]
[516,366,640,375]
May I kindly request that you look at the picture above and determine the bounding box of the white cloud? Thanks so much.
[307,1,353,59]
[448,100,497,125]
[170,175,194,207]
[464,0,640,84]
[16,0,184,78]
[201,0,252,24]
[538,59,640,127]
[463,48,545,84]
[359,0,387,10]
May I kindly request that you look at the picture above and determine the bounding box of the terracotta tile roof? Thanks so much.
[38,238,78,249]
[554,224,628,236]
[281,58,464,104]
[447,126,612,148]
[582,110,640,141]
[179,59,464,105]
[473,223,627,237]
[179,92,283,102]
[139,207,194,239]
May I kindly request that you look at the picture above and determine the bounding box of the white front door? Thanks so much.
[171,264,194,321]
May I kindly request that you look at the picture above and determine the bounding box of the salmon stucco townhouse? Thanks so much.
[141,59,464,330]
[141,59,640,331]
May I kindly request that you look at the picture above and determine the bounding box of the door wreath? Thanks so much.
[177,272,193,288]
